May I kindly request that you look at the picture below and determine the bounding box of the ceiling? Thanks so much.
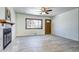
[13,7,77,17]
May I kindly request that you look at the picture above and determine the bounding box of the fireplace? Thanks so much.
[3,28,12,49]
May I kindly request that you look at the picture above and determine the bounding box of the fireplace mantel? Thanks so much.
[0,19,14,26]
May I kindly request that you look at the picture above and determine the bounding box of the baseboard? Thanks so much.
[52,34,79,41]
[16,34,45,37]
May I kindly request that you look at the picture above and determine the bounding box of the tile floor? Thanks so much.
[2,35,79,52]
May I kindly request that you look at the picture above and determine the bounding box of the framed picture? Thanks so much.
[5,7,11,21]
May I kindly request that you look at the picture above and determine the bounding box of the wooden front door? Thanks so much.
[45,19,51,34]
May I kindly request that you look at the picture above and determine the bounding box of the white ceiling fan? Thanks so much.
[39,7,52,14]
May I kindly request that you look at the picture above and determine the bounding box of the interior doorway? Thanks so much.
[45,19,51,34]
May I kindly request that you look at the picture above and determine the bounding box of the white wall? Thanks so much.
[78,8,79,40]
[16,13,51,36]
[0,7,5,19]
[53,8,79,41]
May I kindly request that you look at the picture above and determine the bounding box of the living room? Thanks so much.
[0,7,79,52]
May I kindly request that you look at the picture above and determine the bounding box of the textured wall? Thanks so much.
[53,8,79,41]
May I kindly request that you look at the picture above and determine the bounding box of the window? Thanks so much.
[25,18,42,29]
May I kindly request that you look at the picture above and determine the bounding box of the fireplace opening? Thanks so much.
[3,28,12,49]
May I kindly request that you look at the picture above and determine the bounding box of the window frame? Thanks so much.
[25,18,43,29]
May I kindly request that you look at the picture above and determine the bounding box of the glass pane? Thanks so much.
[26,19,42,29]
